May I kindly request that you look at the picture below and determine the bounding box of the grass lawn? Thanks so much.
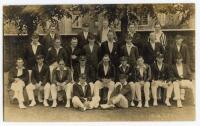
[3,73,195,122]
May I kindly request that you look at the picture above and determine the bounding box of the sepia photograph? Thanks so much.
[2,1,197,123]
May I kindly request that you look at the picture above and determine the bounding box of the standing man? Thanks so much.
[143,32,164,65]
[134,56,151,108]
[120,34,139,67]
[42,24,59,52]
[78,23,90,48]
[169,34,190,65]
[25,55,51,107]
[151,53,173,106]
[8,58,29,109]
[100,30,120,67]
[65,37,81,70]
[92,54,115,107]
[82,33,100,72]
[24,33,45,71]
[97,19,110,45]
[50,59,73,108]
[172,55,195,107]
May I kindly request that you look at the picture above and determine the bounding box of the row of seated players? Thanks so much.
[8,53,195,111]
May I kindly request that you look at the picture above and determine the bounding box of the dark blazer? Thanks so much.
[120,44,139,66]
[73,64,96,83]
[8,67,29,87]
[100,41,120,66]
[77,31,89,48]
[52,67,72,84]
[151,62,171,81]
[73,83,92,103]
[116,64,132,82]
[169,43,190,65]
[133,64,151,82]
[111,83,132,105]
[24,43,45,69]
[82,43,100,70]
[46,47,68,66]
[171,64,192,81]
[31,64,50,86]
[41,33,59,51]
[97,62,116,81]
[65,45,82,69]
[143,42,164,65]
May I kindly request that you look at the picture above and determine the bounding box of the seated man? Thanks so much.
[151,53,173,106]
[172,54,195,107]
[92,54,115,107]
[72,74,93,111]
[50,59,73,108]
[134,56,151,108]
[8,58,29,109]
[25,55,51,107]
[101,74,132,109]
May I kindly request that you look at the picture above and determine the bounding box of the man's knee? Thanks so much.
[44,83,51,90]
[50,84,57,90]
[72,96,79,103]
[144,82,150,89]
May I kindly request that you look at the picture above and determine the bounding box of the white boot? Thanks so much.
[43,99,49,107]
[65,100,70,108]
[153,99,158,106]
[144,101,149,108]
[177,100,183,108]
[137,101,142,108]
[165,98,171,107]
[29,100,36,107]
[19,102,26,109]
[51,100,57,108]
[130,100,135,107]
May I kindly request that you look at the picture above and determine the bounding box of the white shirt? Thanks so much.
[89,43,94,52]
[108,41,114,53]
[155,31,162,43]
[150,42,155,50]
[176,44,181,52]
[31,42,40,55]
[17,69,23,77]
[176,63,184,78]
[103,64,109,75]
[139,68,144,77]
[80,66,85,74]
[101,27,110,42]
[157,63,163,71]
[38,63,43,72]
[50,33,55,39]
[83,32,88,39]
[78,82,87,95]
[55,47,62,55]
[126,43,133,56]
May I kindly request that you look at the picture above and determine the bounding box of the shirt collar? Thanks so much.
[31,42,41,46]
[78,82,87,86]
[119,64,129,68]
[56,67,67,71]
[16,66,25,70]
[126,43,134,47]
[136,64,146,69]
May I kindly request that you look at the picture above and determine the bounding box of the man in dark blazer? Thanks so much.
[100,30,120,67]
[77,23,90,48]
[24,33,45,70]
[41,24,59,52]
[120,34,139,67]
[46,37,68,83]
[128,23,144,56]
[65,37,82,70]
[151,53,173,106]
[72,74,93,111]
[171,54,195,108]
[134,56,151,108]
[25,55,51,107]
[143,32,164,65]
[92,54,115,107]
[82,33,101,71]
[168,34,190,65]
[50,59,73,108]
[101,74,132,109]
[8,58,29,109]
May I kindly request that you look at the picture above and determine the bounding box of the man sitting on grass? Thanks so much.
[101,74,132,109]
